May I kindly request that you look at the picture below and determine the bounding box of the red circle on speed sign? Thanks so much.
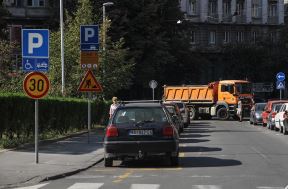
[23,72,50,99]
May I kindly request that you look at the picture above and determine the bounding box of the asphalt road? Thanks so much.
[16,120,288,189]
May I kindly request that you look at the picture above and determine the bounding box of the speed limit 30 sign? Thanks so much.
[23,72,50,99]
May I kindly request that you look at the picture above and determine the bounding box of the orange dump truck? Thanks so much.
[163,80,253,120]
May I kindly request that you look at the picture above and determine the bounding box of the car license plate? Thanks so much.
[129,130,153,136]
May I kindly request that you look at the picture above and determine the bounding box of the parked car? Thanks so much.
[104,102,180,167]
[275,103,288,133]
[267,103,282,130]
[166,101,190,127]
[262,100,288,126]
[163,102,185,132]
[250,102,266,125]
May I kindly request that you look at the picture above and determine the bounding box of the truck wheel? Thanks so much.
[217,108,229,120]
[190,108,198,120]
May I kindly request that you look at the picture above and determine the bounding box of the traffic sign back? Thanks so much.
[78,70,103,92]
[276,81,285,90]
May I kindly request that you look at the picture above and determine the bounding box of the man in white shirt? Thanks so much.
[109,97,119,119]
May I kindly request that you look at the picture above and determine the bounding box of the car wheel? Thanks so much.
[170,155,179,166]
[104,157,113,167]
[217,108,229,120]
[283,126,288,135]
[190,107,198,120]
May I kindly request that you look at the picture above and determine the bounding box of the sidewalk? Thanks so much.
[0,129,105,189]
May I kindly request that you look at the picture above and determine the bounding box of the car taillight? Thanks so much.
[106,125,118,137]
[163,126,174,137]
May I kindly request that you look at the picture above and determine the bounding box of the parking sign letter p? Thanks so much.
[85,28,94,42]
[28,33,43,54]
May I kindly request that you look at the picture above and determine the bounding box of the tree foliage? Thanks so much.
[49,0,134,98]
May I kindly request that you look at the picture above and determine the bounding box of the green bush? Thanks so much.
[0,93,110,146]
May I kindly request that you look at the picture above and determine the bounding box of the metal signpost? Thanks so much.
[78,70,103,143]
[22,29,49,164]
[23,72,50,163]
[80,25,101,143]
[149,80,158,100]
[276,72,285,100]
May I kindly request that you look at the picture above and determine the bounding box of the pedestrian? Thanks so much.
[109,97,119,119]
[283,110,288,131]
[237,99,243,122]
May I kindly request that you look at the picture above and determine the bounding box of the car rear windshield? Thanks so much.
[256,104,266,111]
[113,107,167,124]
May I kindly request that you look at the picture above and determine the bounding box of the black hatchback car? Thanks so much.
[104,102,180,167]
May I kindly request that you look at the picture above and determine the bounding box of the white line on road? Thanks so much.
[191,185,222,189]
[257,187,284,189]
[14,183,49,189]
[130,184,160,189]
[65,175,105,179]
[67,183,104,189]
[250,146,268,160]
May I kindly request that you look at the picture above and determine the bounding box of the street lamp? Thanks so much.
[60,0,65,96]
[102,2,114,95]
[103,2,114,52]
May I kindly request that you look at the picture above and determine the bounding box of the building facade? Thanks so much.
[180,0,285,51]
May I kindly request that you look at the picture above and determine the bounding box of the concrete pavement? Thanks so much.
[0,129,105,189]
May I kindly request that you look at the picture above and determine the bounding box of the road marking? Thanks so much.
[250,146,268,160]
[130,184,160,189]
[257,187,282,188]
[66,175,105,179]
[191,185,222,189]
[190,175,212,178]
[113,170,134,183]
[179,152,185,157]
[67,183,104,189]
[14,183,49,189]
[130,167,182,171]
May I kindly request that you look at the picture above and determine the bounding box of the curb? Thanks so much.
[41,157,104,182]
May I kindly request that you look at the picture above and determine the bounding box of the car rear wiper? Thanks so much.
[135,120,155,126]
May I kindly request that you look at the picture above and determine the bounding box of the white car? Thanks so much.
[274,103,288,132]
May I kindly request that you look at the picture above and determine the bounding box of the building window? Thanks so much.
[191,31,196,44]
[236,32,244,42]
[209,31,216,44]
[236,1,244,15]
[27,0,45,7]
[252,4,259,18]
[224,31,230,43]
[269,4,277,17]
[208,1,217,16]
[252,31,257,44]
[187,0,197,15]
[223,1,231,16]
[270,32,276,43]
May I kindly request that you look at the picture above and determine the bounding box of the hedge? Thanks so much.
[0,93,110,140]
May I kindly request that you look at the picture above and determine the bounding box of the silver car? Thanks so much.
[250,103,266,125]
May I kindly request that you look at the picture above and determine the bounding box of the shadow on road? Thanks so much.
[180,146,222,153]
[179,156,242,167]
[179,138,210,143]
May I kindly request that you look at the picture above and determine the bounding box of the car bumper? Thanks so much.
[104,140,178,154]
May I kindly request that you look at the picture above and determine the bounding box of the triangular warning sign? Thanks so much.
[278,82,284,89]
[78,70,103,92]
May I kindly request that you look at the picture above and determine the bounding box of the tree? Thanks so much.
[49,0,134,98]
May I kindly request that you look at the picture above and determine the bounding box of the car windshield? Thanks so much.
[272,104,282,112]
[236,83,252,94]
[255,103,266,111]
[165,106,176,115]
[113,107,167,124]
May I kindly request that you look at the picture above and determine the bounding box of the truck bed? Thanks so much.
[163,85,214,103]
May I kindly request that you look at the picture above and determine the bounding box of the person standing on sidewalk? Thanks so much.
[109,97,119,119]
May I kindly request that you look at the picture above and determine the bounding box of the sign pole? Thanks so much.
[280,89,282,100]
[88,92,91,144]
[35,99,39,164]
[152,88,154,100]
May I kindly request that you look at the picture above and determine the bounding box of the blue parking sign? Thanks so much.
[80,25,99,51]
[22,29,49,58]
[22,29,49,72]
